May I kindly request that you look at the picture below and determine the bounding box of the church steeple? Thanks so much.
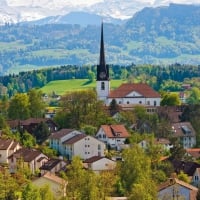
[97,22,109,81]
[99,22,106,67]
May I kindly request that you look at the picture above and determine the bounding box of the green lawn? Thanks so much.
[41,79,125,95]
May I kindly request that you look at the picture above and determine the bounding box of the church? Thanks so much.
[96,23,161,107]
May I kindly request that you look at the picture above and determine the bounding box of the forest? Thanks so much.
[0,63,200,97]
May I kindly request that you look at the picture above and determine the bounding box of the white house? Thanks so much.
[49,129,83,155]
[49,129,106,160]
[138,138,173,151]
[83,156,116,173]
[172,122,196,149]
[0,138,21,164]
[9,147,48,174]
[96,124,130,150]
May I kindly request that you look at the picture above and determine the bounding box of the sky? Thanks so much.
[5,0,200,7]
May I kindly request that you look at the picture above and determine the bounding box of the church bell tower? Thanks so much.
[96,22,110,102]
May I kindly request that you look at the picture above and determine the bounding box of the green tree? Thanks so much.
[8,93,30,120]
[187,87,200,104]
[57,90,113,129]
[177,171,190,183]
[161,92,181,106]
[21,131,36,148]
[0,168,19,200]
[21,183,41,200]
[28,88,46,118]
[39,184,54,200]
[33,121,50,144]
[118,145,157,198]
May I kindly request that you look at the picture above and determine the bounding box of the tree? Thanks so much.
[21,131,36,148]
[39,184,54,200]
[161,92,181,106]
[57,90,113,129]
[177,171,190,183]
[108,99,120,116]
[33,122,50,144]
[8,93,30,120]
[118,145,157,198]
[28,88,46,118]
[187,87,200,104]
[21,183,41,200]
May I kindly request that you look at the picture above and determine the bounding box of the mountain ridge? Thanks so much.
[0,4,200,75]
[0,0,200,25]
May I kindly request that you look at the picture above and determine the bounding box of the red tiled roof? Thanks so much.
[108,83,160,98]
[186,148,200,159]
[49,129,75,139]
[101,125,130,138]
[62,134,86,145]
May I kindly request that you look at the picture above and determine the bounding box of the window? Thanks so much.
[154,101,157,106]
[147,101,150,105]
[101,82,105,90]
[139,101,142,104]
[127,101,129,104]
[98,144,101,150]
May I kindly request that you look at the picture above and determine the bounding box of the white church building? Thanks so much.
[96,23,161,107]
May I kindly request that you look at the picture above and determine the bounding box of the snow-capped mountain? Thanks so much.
[0,0,199,25]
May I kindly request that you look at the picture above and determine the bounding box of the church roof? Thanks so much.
[108,83,160,98]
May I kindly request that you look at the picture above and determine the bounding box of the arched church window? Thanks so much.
[101,82,105,90]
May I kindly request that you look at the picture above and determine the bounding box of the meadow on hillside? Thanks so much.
[41,79,125,95]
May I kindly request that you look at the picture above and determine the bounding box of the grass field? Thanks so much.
[41,79,125,95]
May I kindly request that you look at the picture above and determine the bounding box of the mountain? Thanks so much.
[0,0,199,25]
[0,3,200,75]
[24,12,125,26]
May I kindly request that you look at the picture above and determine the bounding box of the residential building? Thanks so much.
[186,148,200,160]
[158,177,198,200]
[172,122,196,149]
[39,158,68,176]
[9,147,48,174]
[32,172,67,198]
[96,124,130,150]
[192,167,200,187]
[0,138,21,164]
[138,138,173,151]
[83,156,116,173]
[96,22,161,106]
[7,118,58,134]
[49,129,106,160]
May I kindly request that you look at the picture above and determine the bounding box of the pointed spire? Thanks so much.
[99,22,106,67]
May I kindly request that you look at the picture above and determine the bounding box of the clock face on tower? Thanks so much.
[100,72,106,79]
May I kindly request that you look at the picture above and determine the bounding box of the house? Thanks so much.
[158,177,198,200]
[49,129,106,160]
[138,138,173,151]
[7,118,58,134]
[170,160,200,180]
[96,23,161,106]
[8,147,48,174]
[83,156,116,173]
[192,168,200,187]
[96,124,130,150]
[172,122,196,149]
[0,138,21,164]
[186,148,200,160]
[39,158,68,176]
[32,172,67,198]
